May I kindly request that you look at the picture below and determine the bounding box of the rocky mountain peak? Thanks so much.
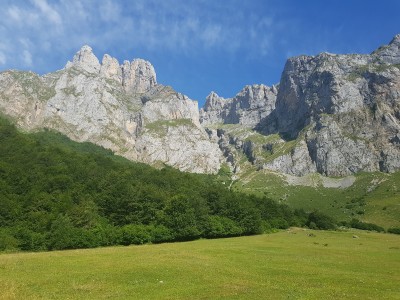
[202,34,400,177]
[121,58,157,93]
[2,35,400,178]
[68,45,101,74]
[373,34,400,64]
[66,45,157,94]
[200,84,277,127]
[100,54,122,82]
[204,91,223,108]
[0,45,221,174]
[388,33,400,46]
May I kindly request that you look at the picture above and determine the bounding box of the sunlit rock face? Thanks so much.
[201,34,400,176]
[1,35,400,177]
[0,46,222,174]
[200,84,278,128]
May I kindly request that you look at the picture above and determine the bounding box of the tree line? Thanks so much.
[0,117,377,252]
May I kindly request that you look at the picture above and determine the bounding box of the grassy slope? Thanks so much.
[232,169,400,229]
[1,229,399,299]
[211,124,400,229]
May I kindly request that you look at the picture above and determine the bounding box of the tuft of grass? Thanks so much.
[145,119,195,137]
[3,70,56,102]
[0,230,399,299]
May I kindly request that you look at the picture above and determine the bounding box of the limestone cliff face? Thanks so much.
[201,34,400,177]
[2,35,400,178]
[0,46,221,174]
[200,84,277,127]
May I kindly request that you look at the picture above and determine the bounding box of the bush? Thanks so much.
[205,216,242,238]
[307,211,336,230]
[269,218,289,229]
[120,225,153,245]
[0,228,19,251]
[119,224,174,245]
[387,227,400,235]
[349,219,385,232]
[13,227,47,251]
[147,225,174,243]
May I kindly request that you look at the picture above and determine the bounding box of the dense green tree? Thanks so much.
[307,211,336,230]
[0,116,335,251]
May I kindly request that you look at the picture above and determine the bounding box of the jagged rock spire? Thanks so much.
[373,33,400,64]
[69,45,101,74]
[66,45,157,93]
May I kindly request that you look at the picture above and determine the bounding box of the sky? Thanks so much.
[0,0,399,107]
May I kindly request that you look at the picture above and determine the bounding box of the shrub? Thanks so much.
[120,225,153,245]
[13,227,47,251]
[387,227,400,235]
[205,216,242,238]
[306,211,336,230]
[349,219,385,232]
[0,228,19,251]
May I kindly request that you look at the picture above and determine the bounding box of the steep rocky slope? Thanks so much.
[201,34,400,177]
[1,35,399,178]
[0,46,221,173]
[200,84,278,127]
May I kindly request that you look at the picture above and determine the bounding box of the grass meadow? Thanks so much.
[1,229,399,299]
[233,170,400,229]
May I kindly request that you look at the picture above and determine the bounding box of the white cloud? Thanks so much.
[7,6,22,22]
[0,0,282,73]
[0,52,6,65]
[99,0,121,22]
[31,0,62,25]
[201,25,222,48]
[23,50,33,66]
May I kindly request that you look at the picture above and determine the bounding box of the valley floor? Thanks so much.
[1,229,399,299]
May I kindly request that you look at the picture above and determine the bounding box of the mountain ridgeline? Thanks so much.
[0,46,221,174]
[1,35,400,179]
[201,34,400,177]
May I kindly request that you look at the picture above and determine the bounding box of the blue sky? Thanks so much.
[0,0,399,107]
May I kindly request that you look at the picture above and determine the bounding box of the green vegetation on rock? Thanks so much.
[5,70,56,102]
[145,119,195,136]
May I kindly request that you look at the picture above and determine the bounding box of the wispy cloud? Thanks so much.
[31,0,62,25]
[0,52,6,65]
[22,50,33,66]
[0,0,281,73]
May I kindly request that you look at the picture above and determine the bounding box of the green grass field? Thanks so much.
[232,169,400,229]
[1,229,399,299]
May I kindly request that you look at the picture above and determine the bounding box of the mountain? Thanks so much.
[0,35,400,179]
[201,34,400,177]
[200,84,278,127]
[0,46,221,174]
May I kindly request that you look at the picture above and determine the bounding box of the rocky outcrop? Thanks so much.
[100,54,122,82]
[2,35,400,178]
[200,84,277,127]
[373,34,400,64]
[263,140,317,176]
[0,46,221,174]
[66,45,157,93]
[202,34,400,177]
[121,59,157,93]
[68,45,101,74]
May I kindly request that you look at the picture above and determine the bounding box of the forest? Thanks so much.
[0,116,336,251]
